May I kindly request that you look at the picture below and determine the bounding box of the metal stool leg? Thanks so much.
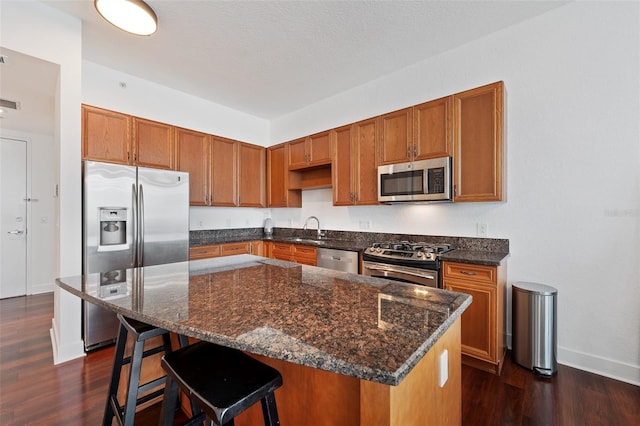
[260,392,280,426]
[103,322,128,426]
[122,338,146,426]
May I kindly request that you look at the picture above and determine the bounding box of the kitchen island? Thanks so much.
[56,255,471,425]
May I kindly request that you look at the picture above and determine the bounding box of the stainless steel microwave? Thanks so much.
[378,157,452,203]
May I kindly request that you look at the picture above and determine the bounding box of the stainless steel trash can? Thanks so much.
[512,282,558,376]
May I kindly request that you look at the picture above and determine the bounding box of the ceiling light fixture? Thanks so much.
[94,0,158,36]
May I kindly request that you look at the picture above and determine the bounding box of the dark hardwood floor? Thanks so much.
[1,293,638,425]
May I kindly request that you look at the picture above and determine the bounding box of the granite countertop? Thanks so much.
[190,228,510,266]
[56,255,471,386]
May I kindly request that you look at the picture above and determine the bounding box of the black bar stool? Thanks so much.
[159,341,283,426]
[103,314,173,426]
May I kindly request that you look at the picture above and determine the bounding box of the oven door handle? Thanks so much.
[363,264,436,280]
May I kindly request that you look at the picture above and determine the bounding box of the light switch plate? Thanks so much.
[439,349,448,388]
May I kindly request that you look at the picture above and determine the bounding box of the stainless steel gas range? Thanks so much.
[362,241,453,288]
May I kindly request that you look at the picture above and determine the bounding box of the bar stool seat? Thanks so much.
[160,341,283,426]
[103,314,173,426]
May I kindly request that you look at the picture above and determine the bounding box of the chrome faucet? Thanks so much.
[303,216,325,239]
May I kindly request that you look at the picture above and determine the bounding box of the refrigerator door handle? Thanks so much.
[139,183,145,266]
[131,183,138,267]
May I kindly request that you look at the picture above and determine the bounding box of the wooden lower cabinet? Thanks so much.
[268,242,317,266]
[189,241,263,260]
[442,261,506,375]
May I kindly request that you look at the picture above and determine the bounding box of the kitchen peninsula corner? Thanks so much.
[57,255,471,426]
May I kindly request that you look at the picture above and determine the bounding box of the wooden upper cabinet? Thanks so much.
[177,127,210,206]
[268,144,301,208]
[332,120,379,206]
[453,81,504,202]
[332,125,354,206]
[413,95,453,160]
[82,105,131,164]
[352,118,379,205]
[238,142,266,207]
[210,137,238,207]
[287,138,308,169]
[132,117,175,169]
[287,131,332,169]
[82,105,175,169]
[268,144,287,207]
[378,107,413,165]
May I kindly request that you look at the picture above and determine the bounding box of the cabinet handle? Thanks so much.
[460,270,477,275]
[407,147,411,158]
[413,145,417,157]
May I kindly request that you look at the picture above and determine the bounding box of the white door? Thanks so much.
[0,138,27,298]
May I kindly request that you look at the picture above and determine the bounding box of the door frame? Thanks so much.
[1,135,32,295]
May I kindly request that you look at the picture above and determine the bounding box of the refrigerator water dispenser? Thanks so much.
[99,208,127,246]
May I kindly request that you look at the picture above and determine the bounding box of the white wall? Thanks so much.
[1,0,85,363]
[82,61,271,147]
[270,1,640,384]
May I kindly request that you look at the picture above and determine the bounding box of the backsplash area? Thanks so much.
[190,227,509,253]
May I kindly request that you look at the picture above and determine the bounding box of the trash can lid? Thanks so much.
[513,281,558,295]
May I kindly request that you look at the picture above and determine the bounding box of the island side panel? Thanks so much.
[236,354,362,425]
[361,318,462,426]
[235,318,461,426]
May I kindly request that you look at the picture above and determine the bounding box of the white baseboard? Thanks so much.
[31,282,54,294]
[49,318,85,365]
[558,346,639,386]
[506,333,638,386]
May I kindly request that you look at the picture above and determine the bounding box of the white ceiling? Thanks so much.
[1,0,569,134]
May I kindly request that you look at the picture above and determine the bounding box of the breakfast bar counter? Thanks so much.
[57,255,471,425]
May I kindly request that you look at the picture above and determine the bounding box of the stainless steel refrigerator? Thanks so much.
[82,160,189,350]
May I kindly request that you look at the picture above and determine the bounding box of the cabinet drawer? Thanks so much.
[271,243,293,255]
[293,245,317,260]
[220,242,250,256]
[443,262,496,284]
[189,245,220,260]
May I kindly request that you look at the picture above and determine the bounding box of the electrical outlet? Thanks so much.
[359,220,371,230]
[439,349,448,388]
[477,223,488,237]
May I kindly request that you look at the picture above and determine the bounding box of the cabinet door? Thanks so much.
[268,144,287,207]
[250,241,264,257]
[444,280,496,363]
[287,138,308,169]
[82,105,131,164]
[238,143,266,207]
[132,117,175,169]
[352,118,379,205]
[413,96,452,160]
[378,107,413,165]
[332,125,355,206]
[453,81,504,202]
[177,128,210,206]
[210,137,238,207]
[307,131,331,166]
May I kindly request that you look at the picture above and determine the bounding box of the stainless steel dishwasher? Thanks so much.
[317,248,359,274]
